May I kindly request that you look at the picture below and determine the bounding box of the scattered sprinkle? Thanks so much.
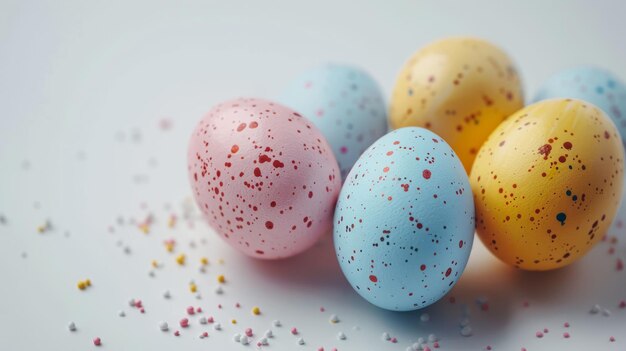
[159,321,168,332]
[93,337,101,346]
[68,322,77,332]
[252,306,261,315]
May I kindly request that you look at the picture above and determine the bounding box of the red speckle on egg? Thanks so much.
[369,275,378,283]
[265,221,274,230]
[237,123,247,132]
[423,169,431,179]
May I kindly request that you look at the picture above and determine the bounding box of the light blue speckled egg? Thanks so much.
[279,64,388,180]
[333,127,475,311]
[609,174,626,242]
[534,66,626,148]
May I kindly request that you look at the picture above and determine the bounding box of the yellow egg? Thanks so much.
[389,37,524,172]
[470,99,624,270]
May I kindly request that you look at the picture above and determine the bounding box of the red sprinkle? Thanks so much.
[390,337,398,343]
[174,330,180,336]
[563,332,570,338]
[93,337,101,346]
[207,316,214,323]
[536,331,544,338]
[180,318,189,328]
[610,336,616,342]
[245,328,253,337]
[291,327,298,335]
[187,306,195,315]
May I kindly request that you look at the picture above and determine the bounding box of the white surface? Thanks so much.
[1,1,625,350]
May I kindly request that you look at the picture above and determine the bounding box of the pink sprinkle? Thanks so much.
[187,306,195,315]
[617,258,624,271]
[433,341,440,348]
[196,307,203,313]
[202,332,208,338]
[610,336,615,342]
[318,348,324,351]
[619,300,626,309]
[563,332,570,338]
[245,328,253,337]
[174,330,180,336]
[291,327,298,335]
[536,331,544,338]
[340,146,348,154]
[207,316,214,323]
[135,300,143,308]
[218,304,222,309]
[320,307,325,312]
[93,337,101,346]
[564,322,570,328]
[140,308,145,313]
[423,346,431,351]
[332,348,338,351]
[390,337,397,343]
[257,342,262,347]
[236,303,241,308]
[486,346,492,350]
[521,348,527,351]
[180,318,189,328]
[543,328,549,333]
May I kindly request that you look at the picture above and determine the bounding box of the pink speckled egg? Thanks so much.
[188,98,342,259]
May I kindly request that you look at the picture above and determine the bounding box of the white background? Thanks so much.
[1,1,625,350]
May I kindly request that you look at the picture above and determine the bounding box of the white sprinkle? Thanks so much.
[68,321,77,332]
[148,270,155,277]
[382,332,391,341]
[273,320,282,327]
[199,317,207,324]
[417,337,425,344]
[118,310,126,317]
[215,286,224,295]
[460,325,473,337]
[412,342,421,350]
[240,335,250,345]
[159,321,168,332]
[162,290,171,299]
[329,314,340,323]
[428,334,438,342]
[459,317,470,327]
[128,298,136,307]
[590,304,601,314]
[259,337,269,345]
[199,266,207,273]
[406,347,414,351]
[195,293,202,300]
[352,325,360,331]
[297,337,305,345]
[199,333,206,339]
[213,323,222,331]
[264,330,273,338]
[420,313,430,322]
[337,331,346,340]
[233,333,241,342]
[123,246,132,254]
[602,308,612,317]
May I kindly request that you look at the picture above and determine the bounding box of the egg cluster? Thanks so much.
[188,37,626,311]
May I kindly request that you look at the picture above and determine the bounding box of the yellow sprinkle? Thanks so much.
[37,225,46,233]
[77,281,87,290]
[189,283,197,293]
[231,319,237,324]
[252,306,261,315]
[151,260,159,268]
[200,257,209,266]
[167,215,177,228]
[165,242,175,253]
[218,258,225,265]
[176,254,186,266]
[85,279,91,287]
[217,275,225,284]
[138,223,150,234]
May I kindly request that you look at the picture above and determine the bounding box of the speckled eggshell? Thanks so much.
[389,37,524,173]
[470,99,625,271]
[188,98,342,259]
[534,66,626,148]
[608,175,626,242]
[279,64,388,180]
[334,127,475,311]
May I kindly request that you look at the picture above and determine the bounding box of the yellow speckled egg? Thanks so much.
[389,37,524,172]
[470,99,624,270]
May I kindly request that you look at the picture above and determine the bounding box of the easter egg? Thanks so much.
[470,99,625,270]
[534,66,626,147]
[187,98,342,259]
[389,37,524,172]
[608,176,626,242]
[334,127,475,311]
[279,64,388,180]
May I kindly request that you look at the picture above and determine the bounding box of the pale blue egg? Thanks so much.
[534,66,626,148]
[334,127,475,311]
[279,64,388,180]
